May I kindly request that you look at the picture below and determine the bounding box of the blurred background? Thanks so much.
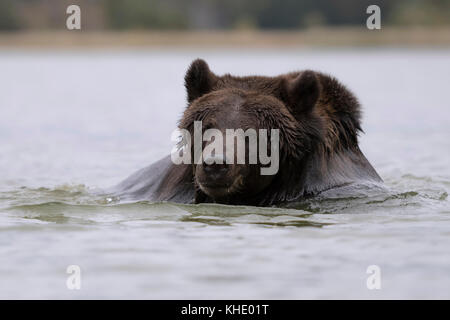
[0,0,449,47]
[1,0,450,299]
[1,0,450,30]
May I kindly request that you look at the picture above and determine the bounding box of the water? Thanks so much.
[0,48,449,299]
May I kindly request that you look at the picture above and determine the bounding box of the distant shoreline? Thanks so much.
[1,27,450,49]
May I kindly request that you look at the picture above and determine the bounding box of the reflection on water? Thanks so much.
[0,49,449,299]
[3,186,324,228]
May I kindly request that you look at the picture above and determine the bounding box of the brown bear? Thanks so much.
[111,59,382,206]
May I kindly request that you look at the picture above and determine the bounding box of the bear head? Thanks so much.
[178,59,325,205]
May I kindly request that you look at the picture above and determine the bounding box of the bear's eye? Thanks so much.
[203,123,214,131]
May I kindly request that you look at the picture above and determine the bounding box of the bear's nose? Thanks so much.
[203,155,229,177]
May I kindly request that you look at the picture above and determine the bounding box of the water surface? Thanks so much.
[0,49,449,299]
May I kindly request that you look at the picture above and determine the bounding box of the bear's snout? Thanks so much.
[197,154,232,188]
[203,155,230,180]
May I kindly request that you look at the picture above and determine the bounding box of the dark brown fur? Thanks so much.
[112,59,382,206]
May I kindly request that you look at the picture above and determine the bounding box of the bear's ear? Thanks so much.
[281,71,320,118]
[185,59,217,104]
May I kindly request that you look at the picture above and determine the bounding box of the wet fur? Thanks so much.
[111,59,382,206]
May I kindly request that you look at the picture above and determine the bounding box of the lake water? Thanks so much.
[0,48,449,299]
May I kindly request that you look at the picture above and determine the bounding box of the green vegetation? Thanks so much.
[0,0,20,30]
[104,0,188,29]
[0,0,449,31]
